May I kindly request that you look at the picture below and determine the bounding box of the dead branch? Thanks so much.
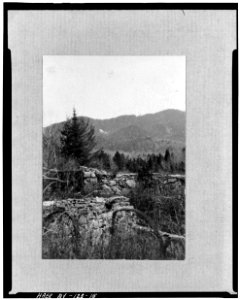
[43,181,56,194]
[43,167,84,173]
[159,231,185,241]
[112,207,185,242]
[43,175,67,183]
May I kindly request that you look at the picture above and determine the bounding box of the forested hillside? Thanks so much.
[44,109,185,160]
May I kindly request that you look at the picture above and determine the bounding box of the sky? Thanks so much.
[43,56,185,127]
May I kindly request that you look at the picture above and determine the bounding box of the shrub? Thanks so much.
[130,172,185,236]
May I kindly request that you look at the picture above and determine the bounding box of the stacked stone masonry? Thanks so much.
[80,166,184,197]
[43,167,185,259]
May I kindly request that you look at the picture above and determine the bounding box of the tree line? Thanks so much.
[90,149,185,173]
[43,109,185,173]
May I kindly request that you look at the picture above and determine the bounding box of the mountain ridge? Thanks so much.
[43,109,185,156]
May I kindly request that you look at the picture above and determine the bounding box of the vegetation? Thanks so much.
[60,108,96,165]
[43,109,185,260]
[112,150,185,173]
[130,166,185,236]
[44,109,186,163]
[43,109,185,173]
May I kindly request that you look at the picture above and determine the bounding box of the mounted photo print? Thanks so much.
[42,56,186,260]
[6,4,237,296]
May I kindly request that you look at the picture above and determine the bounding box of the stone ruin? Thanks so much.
[80,166,185,197]
[43,166,185,259]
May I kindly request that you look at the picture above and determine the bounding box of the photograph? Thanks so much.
[42,56,186,259]
[5,3,236,296]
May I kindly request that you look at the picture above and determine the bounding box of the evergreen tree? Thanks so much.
[147,155,153,170]
[98,149,111,170]
[113,151,125,170]
[60,108,96,165]
[164,148,171,162]
[120,153,126,169]
[157,153,163,167]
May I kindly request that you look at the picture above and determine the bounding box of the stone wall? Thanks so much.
[43,167,185,259]
[43,196,138,258]
[80,166,185,197]
[43,195,185,259]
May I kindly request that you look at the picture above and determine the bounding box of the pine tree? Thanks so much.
[98,149,111,170]
[164,148,171,162]
[60,108,96,165]
[157,153,163,166]
[113,151,125,170]
[147,155,153,170]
